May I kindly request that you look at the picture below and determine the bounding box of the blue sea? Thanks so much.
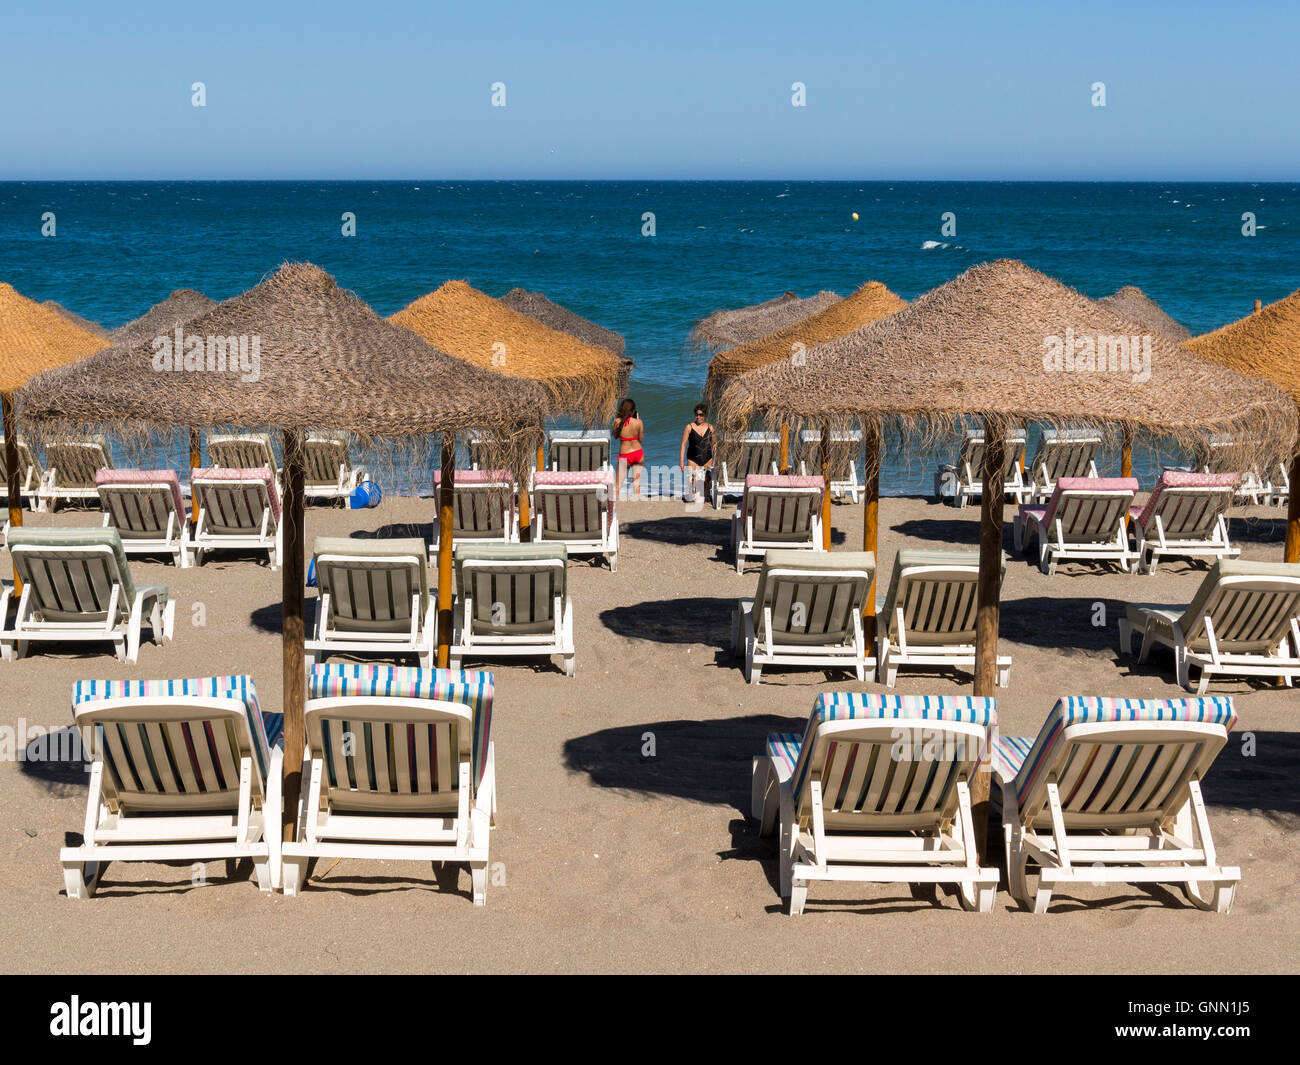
[2,180,1297,494]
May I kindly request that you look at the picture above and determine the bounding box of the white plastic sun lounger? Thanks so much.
[303,432,369,504]
[1,528,174,663]
[0,436,43,512]
[752,692,999,914]
[207,432,279,483]
[548,430,611,472]
[1130,471,1240,574]
[190,466,283,568]
[281,664,496,903]
[710,430,781,510]
[1014,476,1138,575]
[307,537,435,668]
[430,469,519,551]
[797,429,865,503]
[37,435,112,511]
[450,542,574,676]
[1269,460,1290,508]
[530,470,617,570]
[60,675,281,899]
[1119,559,1300,693]
[875,548,1011,687]
[734,550,875,684]
[731,474,824,574]
[992,695,1241,913]
[935,429,1029,508]
[96,468,191,567]
[1026,428,1102,503]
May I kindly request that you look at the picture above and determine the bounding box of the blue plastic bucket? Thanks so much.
[350,480,381,509]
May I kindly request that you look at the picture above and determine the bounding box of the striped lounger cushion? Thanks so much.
[308,663,494,792]
[533,469,617,521]
[1132,471,1239,531]
[95,468,187,520]
[192,466,281,524]
[990,695,1238,811]
[767,692,998,801]
[1018,476,1139,530]
[72,674,275,782]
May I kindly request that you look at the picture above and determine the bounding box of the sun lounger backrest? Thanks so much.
[1003,696,1236,829]
[309,663,493,796]
[735,434,781,480]
[0,438,43,484]
[742,474,822,539]
[957,431,1027,484]
[192,467,280,532]
[7,527,137,622]
[753,549,875,645]
[71,674,270,812]
[208,434,278,476]
[96,469,186,539]
[550,432,610,472]
[46,437,112,488]
[880,548,999,646]
[433,470,516,537]
[1177,560,1300,652]
[454,543,569,635]
[533,471,615,539]
[797,430,864,482]
[1136,471,1237,538]
[778,692,996,831]
[304,435,350,486]
[1032,431,1102,485]
[1041,477,1137,541]
[314,537,429,633]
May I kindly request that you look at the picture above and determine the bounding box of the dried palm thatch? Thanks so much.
[110,289,218,349]
[1186,287,1300,405]
[500,288,625,355]
[390,280,623,423]
[1098,286,1191,341]
[42,300,109,338]
[18,264,548,479]
[704,282,906,406]
[692,289,842,349]
[718,260,1297,477]
[0,283,110,393]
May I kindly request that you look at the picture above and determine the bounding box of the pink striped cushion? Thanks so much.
[533,469,617,520]
[1135,471,1239,530]
[192,465,281,523]
[1039,476,1137,531]
[95,468,186,520]
[741,473,824,520]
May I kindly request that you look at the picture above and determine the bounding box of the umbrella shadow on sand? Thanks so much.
[598,595,736,664]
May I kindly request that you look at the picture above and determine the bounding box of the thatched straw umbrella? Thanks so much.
[705,281,906,548]
[1186,288,1300,559]
[0,284,109,530]
[42,300,109,338]
[391,280,625,534]
[718,259,1296,848]
[1097,287,1192,484]
[692,290,842,349]
[20,263,547,842]
[110,289,219,516]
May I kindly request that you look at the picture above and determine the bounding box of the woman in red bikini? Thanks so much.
[614,398,645,499]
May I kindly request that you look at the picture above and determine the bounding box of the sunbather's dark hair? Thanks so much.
[614,398,638,437]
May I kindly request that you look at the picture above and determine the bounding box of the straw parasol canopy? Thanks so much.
[500,288,625,355]
[692,289,843,349]
[1,283,110,394]
[1185,287,1300,404]
[110,289,218,349]
[21,265,546,456]
[500,287,633,395]
[704,281,905,406]
[390,281,624,423]
[1098,286,1191,341]
[42,300,109,338]
[720,261,1293,465]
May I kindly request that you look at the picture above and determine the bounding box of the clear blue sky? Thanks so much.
[2,0,1296,180]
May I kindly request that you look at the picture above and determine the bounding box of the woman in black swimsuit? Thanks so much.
[679,404,715,502]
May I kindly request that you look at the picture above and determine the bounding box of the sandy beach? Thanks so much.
[1,491,1297,975]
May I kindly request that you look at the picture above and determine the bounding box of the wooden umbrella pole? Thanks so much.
[436,433,456,667]
[1285,453,1300,564]
[1121,425,1134,532]
[971,420,1007,861]
[862,424,881,644]
[280,427,307,844]
[779,424,790,474]
[188,428,201,528]
[2,393,22,599]
[820,422,832,551]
